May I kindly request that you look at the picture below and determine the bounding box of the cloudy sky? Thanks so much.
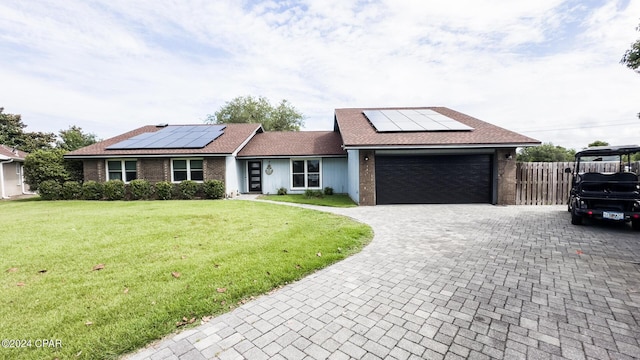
[1,0,639,150]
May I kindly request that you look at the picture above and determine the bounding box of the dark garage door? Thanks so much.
[376,154,492,204]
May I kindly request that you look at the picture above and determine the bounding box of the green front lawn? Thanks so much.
[0,200,371,359]
[259,194,357,207]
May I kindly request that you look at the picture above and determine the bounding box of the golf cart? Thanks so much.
[566,145,640,230]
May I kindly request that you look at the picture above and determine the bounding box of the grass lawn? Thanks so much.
[259,194,357,207]
[0,199,371,359]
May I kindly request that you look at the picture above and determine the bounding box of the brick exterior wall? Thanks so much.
[358,151,376,206]
[357,149,517,206]
[496,148,517,205]
[204,157,225,182]
[138,158,169,182]
[82,157,226,186]
[82,160,104,182]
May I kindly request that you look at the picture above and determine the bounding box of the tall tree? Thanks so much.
[587,140,609,148]
[56,125,98,151]
[0,107,55,152]
[0,107,25,146]
[206,95,305,131]
[270,99,305,131]
[517,143,576,162]
[621,22,640,72]
[23,149,70,191]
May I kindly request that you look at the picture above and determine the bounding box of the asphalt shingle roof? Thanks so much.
[65,123,262,157]
[335,107,540,147]
[237,131,345,157]
[0,144,28,160]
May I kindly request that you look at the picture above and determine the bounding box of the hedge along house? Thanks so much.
[0,144,30,198]
[65,106,540,204]
[333,107,540,205]
[65,123,263,197]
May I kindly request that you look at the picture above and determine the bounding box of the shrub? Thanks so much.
[203,179,225,199]
[38,180,62,200]
[277,187,287,195]
[179,180,199,199]
[82,181,103,200]
[62,181,82,200]
[323,187,334,195]
[154,181,173,200]
[103,180,125,200]
[304,189,323,198]
[23,149,69,191]
[128,179,152,200]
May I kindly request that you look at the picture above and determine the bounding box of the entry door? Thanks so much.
[248,161,262,192]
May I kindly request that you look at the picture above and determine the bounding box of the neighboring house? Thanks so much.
[0,144,29,198]
[65,107,540,205]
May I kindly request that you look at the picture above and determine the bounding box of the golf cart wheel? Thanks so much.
[571,209,582,225]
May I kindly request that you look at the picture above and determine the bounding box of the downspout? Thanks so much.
[0,158,14,199]
[20,164,33,195]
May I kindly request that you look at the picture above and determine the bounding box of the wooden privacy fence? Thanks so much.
[515,161,640,205]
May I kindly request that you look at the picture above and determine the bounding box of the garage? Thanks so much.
[375,154,493,204]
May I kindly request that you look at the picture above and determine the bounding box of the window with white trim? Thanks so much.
[291,159,321,189]
[172,159,204,182]
[107,160,137,182]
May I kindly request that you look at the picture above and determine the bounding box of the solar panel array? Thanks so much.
[363,109,474,133]
[106,125,226,150]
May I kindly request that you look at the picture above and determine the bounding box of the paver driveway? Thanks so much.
[126,204,640,360]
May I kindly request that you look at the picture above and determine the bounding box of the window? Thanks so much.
[291,159,321,189]
[172,159,204,182]
[107,160,137,182]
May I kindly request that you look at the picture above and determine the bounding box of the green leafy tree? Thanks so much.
[206,95,305,131]
[270,99,305,131]
[621,22,640,73]
[517,143,576,162]
[0,107,55,152]
[23,149,70,191]
[56,125,98,151]
[0,107,25,147]
[587,140,609,148]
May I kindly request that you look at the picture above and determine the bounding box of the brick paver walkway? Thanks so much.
[125,204,640,360]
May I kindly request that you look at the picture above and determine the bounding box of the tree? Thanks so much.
[587,140,609,148]
[0,107,55,152]
[23,149,70,191]
[206,96,305,131]
[517,143,576,162]
[270,99,305,131]
[56,125,98,151]
[621,22,640,72]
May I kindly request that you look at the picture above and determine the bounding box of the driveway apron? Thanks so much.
[126,203,640,360]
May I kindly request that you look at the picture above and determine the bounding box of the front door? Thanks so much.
[248,161,262,192]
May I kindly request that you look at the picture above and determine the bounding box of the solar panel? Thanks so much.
[106,125,226,150]
[363,109,474,133]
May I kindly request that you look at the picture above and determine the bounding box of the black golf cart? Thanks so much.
[567,145,640,230]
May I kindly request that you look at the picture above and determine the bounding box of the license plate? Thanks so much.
[603,211,624,220]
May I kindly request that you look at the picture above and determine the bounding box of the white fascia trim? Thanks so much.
[231,127,263,157]
[342,143,538,150]
[65,154,230,159]
[236,155,346,160]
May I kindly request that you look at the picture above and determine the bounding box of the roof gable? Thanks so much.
[334,107,540,148]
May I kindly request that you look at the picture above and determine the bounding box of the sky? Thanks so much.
[1,0,639,151]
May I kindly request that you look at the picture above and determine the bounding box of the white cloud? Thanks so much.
[0,0,639,150]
